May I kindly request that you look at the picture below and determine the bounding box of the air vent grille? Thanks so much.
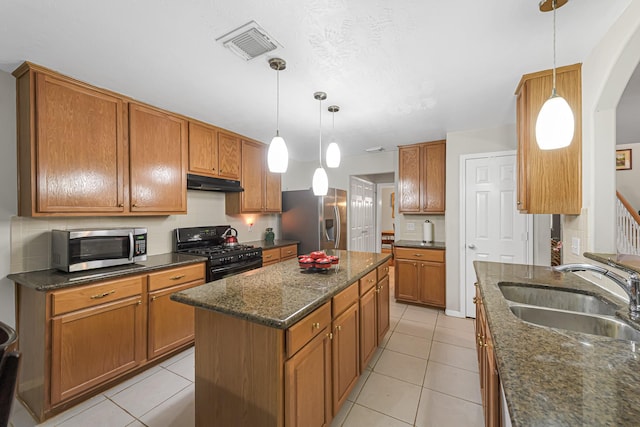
[216,21,281,61]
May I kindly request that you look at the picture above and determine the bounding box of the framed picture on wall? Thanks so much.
[616,149,632,170]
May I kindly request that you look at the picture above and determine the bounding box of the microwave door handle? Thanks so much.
[128,232,134,261]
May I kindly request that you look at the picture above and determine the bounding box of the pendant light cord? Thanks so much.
[276,69,280,137]
[319,98,323,166]
[552,0,557,96]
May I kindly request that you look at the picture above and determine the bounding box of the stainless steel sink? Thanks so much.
[499,283,618,315]
[510,305,640,342]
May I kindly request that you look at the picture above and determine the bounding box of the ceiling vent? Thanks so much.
[216,21,281,61]
[365,146,385,153]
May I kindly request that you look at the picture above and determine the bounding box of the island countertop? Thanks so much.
[172,249,391,329]
[475,261,640,426]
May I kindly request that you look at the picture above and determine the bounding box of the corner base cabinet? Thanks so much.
[14,262,205,422]
[394,247,445,308]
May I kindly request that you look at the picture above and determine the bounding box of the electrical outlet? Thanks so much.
[406,222,415,231]
[571,237,580,255]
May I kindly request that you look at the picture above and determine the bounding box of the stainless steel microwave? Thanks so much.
[52,228,147,272]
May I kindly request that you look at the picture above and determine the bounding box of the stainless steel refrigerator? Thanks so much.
[282,188,347,255]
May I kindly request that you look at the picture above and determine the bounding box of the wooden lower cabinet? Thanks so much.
[475,285,502,427]
[285,327,332,427]
[15,262,206,421]
[376,273,390,344]
[359,286,377,370]
[262,244,298,267]
[394,248,446,308]
[51,294,145,405]
[332,303,359,413]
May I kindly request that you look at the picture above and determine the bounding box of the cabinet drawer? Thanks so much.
[262,248,280,265]
[377,261,390,280]
[395,247,445,263]
[359,269,377,295]
[280,245,297,260]
[52,275,144,316]
[148,263,206,291]
[332,282,358,318]
[286,301,331,358]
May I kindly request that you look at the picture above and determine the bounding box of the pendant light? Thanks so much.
[326,105,341,168]
[535,0,574,150]
[312,92,329,196]
[267,58,288,173]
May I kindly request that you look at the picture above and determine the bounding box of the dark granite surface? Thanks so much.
[243,239,299,250]
[7,253,207,291]
[475,261,640,426]
[393,240,446,250]
[172,250,391,329]
[585,252,640,274]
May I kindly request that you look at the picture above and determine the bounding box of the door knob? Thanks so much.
[468,244,476,249]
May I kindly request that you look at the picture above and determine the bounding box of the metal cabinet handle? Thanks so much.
[337,325,342,331]
[151,295,158,302]
[473,296,478,304]
[170,275,186,280]
[414,253,423,257]
[90,290,115,299]
[312,322,320,329]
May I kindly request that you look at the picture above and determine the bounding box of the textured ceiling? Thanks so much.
[0,0,632,162]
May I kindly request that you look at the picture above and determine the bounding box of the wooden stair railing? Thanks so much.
[616,191,640,255]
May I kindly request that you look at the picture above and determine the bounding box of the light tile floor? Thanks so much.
[10,267,483,427]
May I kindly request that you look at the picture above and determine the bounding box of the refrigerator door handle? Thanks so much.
[334,205,340,249]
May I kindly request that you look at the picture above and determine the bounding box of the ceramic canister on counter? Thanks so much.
[265,227,275,243]
[423,220,434,243]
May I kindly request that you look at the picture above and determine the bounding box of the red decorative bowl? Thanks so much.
[326,255,339,265]
[310,251,326,260]
[298,257,315,269]
[314,257,332,269]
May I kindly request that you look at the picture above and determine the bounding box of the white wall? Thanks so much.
[380,187,394,232]
[0,71,17,328]
[616,142,640,211]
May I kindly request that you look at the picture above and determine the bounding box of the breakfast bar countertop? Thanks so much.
[172,249,391,329]
[475,261,640,426]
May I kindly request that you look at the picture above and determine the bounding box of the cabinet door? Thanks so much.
[516,87,529,213]
[359,287,377,372]
[333,303,359,415]
[398,145,421,213]
[485,327,502,427]
[148,281,200,360]
[421,141,446,213]
[50,296,144,404]
[285,328,332,427]
[240,140,265,212]
[188,122,217,177]
[376,274,390,344]
[35,72,125,213]
[217,130,241,180]
[265,168,282,213]
[395,259,419,302]
[129,103,187,214]
[418,261,446,308]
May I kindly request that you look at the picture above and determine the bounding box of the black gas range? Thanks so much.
[174,225,262,281]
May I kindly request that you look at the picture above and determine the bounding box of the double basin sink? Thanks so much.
[499,283,640,342]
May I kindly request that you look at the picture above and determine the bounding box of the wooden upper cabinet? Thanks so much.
[398,140,446,214]
[188,122,241,181]
[129,103,187,214]
[226,139,282,214]
[515,63,582,214]
[14,65,126,215]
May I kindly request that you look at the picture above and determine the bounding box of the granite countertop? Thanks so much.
[475,261,640,426]
[585,252,640,274]
[393,240,446,250]
[172,250,391,329]
[7,253,207,291]
[243,239,299,250]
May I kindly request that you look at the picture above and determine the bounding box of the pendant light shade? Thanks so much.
[535,0,574,150]
[326,105,341,168]
[267,58,288,173]
[535,94,574,150]
[312,167,329,196]
[313,92,328,196]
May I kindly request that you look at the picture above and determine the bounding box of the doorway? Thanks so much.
[460,151,533,317]
[349,176,376,252]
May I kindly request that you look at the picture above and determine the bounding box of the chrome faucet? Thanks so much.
[554,263,640,320]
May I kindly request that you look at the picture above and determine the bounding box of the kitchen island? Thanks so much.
[475,261,640,426]
[171,249,391,427]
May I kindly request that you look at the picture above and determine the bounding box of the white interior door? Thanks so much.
[350,177,376,252]
[462,152,532,317]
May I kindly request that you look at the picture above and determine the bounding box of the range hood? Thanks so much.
[187,174,244,192]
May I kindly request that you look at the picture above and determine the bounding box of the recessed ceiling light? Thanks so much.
[216,21,282,61]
